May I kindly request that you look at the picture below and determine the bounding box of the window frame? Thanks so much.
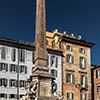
[79,48,85,54]
[66,54,74,64]
[80,93,86,100]
[66,45,73,51]
[66,73,75,84]
[80,57,86,69]
[67,92,74,100]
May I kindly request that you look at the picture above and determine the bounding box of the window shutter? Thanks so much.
[5,79,7,87]
[55,57,58,67]
[67,92,69,99]
[5,94,7,98]
[16,65,17,73]
[9,79,11,87]
[85,76,87,85]
[16,80,18,87]
[0,79,1,86]
[6,64,8,71]
[25,66,27,74]
[66,73,68,83]
[22,50,25,62]
[72,74,75,83]
[0,63,1,71]
[1,47,6,59]
[72,93,74,99]
[96,70,98,78]
[12,48,16,61]
[18,49,21,62]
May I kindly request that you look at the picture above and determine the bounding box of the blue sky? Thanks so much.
[0,0,100,65]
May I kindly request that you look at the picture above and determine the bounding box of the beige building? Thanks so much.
[46,29,94,100]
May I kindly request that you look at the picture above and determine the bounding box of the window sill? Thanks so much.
[20,72,26,75]
[10,71,16,74]
[0,70,7,73]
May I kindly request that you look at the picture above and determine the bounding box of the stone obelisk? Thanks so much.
[23,0,58,100]
[34,0,48,73]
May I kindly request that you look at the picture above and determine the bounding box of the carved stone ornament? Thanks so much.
[21,79,38,100]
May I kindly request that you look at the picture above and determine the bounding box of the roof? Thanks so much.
[0,37,62,56]
[61,35,95,47]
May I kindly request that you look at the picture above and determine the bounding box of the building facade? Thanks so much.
[0,37,62,99]
[91,65,100,100]
[46,29,94,100]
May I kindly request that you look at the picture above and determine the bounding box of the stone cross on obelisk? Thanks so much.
[23,0,62,100]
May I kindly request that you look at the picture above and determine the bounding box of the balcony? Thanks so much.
[80,84,88,90]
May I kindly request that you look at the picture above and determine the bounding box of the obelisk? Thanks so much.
[23,0,57,100]
[34,0,48,73]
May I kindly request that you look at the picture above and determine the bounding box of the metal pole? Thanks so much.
[17,48,19,100]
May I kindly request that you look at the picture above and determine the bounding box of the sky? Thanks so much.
[0,0,100,65]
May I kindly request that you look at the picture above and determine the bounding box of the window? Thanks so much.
[20,65,27,74]
[96,69,100,78]
[20,80,25,88]
[52,40,55,48]
[80,93,86,100]
[10,64,17,72]
[0,93,7,99]
[9,79,17,87]
[80,75,87,86]
[66,54,74,64]
[55,57,58,67]
[1,47,6,59]
[20,95,24,99]
[18,49,25,63]
[80,57,86,68]
[11,48,16,61]
[51,69,57,77]
[0,78,7,87]
[66,73,74,83]
[50,55,55,66]
[67,92,74,99]
[9,94,16,99]
[97,85,100,93]
[66,45,73,51]
[0,63,8,71]
[79,48,85,54]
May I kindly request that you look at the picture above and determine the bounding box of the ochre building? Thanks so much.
[46,29,94,100]
[91,65,100,100]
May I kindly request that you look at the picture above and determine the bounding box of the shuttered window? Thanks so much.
[1,47,6,59]
[80,57,86,68]
[11,48,16,61]
[66,54,74,64]
[0,93,7,99]
[0,78,7,87]
[18,49,25,63]
[9,79,17,87]
[20,66,27,74]
[67,92,74,99]
[66,73,75,84]
[0,63,8,72]
[80,93,86,100]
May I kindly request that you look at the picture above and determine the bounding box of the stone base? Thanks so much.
[36,96,56,100]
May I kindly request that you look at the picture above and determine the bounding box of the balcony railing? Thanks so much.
[80,84,88,90]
